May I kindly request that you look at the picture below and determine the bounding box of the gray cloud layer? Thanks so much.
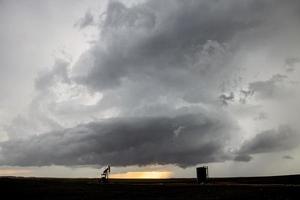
[72,0,264,93]
[249,74,288,99]
[235,125,299,161]
[0,111,234,167]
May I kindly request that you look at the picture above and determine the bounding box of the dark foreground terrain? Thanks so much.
[1,175,300,200]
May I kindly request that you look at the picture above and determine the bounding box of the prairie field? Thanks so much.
[1,175,300,200]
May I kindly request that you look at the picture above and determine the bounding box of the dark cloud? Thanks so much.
[282,155,294,160]
[0,111,235,167]
[219,92,234,106]
[239,89,254,104]
[234,154,252,162]
[249,74,288,99]
[235,125,299,161]
[74,11,95,29]
[72,0,264,92]
[285,57,300,72]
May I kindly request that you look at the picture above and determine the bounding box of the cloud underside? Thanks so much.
[2,117,298,166]
[235,126,299,161]
[1,0,300,168]
[0,112,233,167]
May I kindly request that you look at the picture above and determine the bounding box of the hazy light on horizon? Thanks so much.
[110,171,172,179]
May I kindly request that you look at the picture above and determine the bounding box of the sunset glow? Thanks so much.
[0,168,32,176]
[110,171,172,179]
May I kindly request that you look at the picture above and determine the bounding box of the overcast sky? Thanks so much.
[1,0,300,178]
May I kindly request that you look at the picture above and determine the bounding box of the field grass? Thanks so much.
[0,175,300,199]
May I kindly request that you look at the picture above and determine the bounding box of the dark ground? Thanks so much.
[1,175,300,200]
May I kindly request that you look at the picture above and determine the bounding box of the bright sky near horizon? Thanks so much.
[1,0,300,178]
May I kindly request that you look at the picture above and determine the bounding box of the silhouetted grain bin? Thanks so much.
[196,166,208,183]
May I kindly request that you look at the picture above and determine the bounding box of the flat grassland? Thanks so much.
[1,175,300,200]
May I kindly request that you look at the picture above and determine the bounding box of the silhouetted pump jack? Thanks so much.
[100,165,111,184]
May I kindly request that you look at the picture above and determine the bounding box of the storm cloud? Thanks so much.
[249,74,288,99]
[0,110,235,167]
[235,125,300,161]
[72,0,265,93]
[1,0,300,174]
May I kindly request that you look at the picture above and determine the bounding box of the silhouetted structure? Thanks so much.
[100,165,111,184]
[196,166,208,183]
